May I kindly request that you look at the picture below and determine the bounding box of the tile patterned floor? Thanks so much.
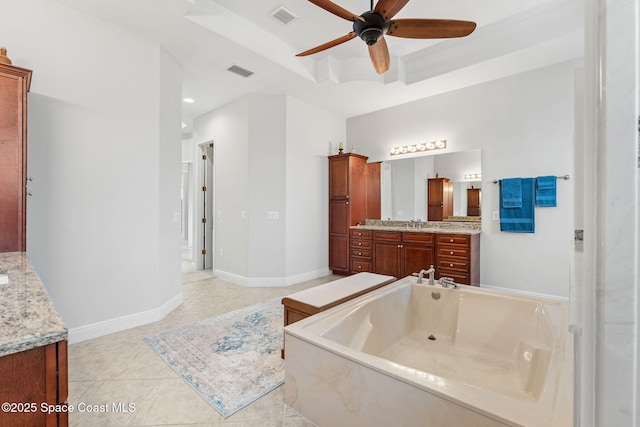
[68,271,340,426]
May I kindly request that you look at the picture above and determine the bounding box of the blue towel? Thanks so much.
[535,176,557,207]
[501,178,522,208]
[500,178,535,233]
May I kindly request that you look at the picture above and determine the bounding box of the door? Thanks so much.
[467,188,481,216]
[200,143,214,270]
[427,179,444,221]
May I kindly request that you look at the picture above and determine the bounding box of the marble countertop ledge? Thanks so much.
[0,252,67,358]
[352,220,481,235]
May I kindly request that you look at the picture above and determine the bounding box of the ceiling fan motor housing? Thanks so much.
[353,11,389,45]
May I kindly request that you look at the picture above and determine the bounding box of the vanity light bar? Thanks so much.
[390,140,446,156]
[464,173,481,179]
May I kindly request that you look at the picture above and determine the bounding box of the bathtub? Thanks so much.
[284,276,573,427]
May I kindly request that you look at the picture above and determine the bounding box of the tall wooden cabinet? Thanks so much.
[0,63,32,252]
[427,177,453,221]
[329,153,368,274]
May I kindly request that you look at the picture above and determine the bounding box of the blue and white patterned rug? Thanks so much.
[144,298,284,418]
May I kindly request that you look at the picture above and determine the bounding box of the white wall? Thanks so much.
[286,97,346,280]
[193,94,345,285]
[348,60,580,297]
[2,0,183,341]
[194,98,250,278]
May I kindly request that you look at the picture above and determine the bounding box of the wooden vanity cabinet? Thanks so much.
[350,229,372,273]
[0,341,68,427]
[372,231,435,278]
[427,178,453,221]
[0,63,32,252]
[435,233,480,285]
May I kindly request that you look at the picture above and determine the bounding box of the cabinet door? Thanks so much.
[373,241,400,277]
[402,244,435,277]
[0,69,27,252]
[329,155,349,199]
[329,234,349,271]
[329,199,349,234]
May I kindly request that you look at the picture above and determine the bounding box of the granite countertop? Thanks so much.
[0,252,67,358]
[351,220,481,235]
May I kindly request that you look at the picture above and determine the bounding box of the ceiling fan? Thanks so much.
[296,0,477,74]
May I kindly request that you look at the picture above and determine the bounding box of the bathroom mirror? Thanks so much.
[380,149,482,221]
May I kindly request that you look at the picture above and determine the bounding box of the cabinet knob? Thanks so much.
[450,263,454,267]
[358,232,362,236]
[358,252,362,256]
[346,195,349,199]
[449,239,454,242]
[358,242,362,246]
[346,201,349,205]
[450,251,454,255]
[358,265,362,269]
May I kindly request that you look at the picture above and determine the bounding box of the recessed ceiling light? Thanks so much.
[181,122,187,129]
[183,98,195,103]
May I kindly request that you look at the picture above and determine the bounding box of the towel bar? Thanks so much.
[491,174,570,184]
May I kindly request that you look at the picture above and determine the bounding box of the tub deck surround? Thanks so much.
[281,272,396,358]
[0,252,67,357]
[284,277,573,427]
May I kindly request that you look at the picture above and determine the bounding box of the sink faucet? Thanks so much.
[417,266,435,286]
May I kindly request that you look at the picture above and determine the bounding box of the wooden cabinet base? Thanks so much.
[0,341,68,427]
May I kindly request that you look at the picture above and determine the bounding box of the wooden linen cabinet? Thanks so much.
[0,63,31,252]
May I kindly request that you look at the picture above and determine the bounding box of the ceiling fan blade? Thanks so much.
[387,19,477,39]
[368,37,390,74]
[374,0,409,21]
[296,32,357,57]
[308,0,364,22]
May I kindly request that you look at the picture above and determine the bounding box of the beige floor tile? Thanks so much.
[67,273,338,426]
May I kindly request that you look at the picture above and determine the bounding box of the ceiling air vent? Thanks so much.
[226,64,254,78]
[270,5,298,25]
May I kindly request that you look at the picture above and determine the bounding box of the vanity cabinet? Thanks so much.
[435,233,480,285]
[0,63,32,252]
[372,231,435,279]
[0,341,68,427]
[427,178,453,221]
[350,229,372,273]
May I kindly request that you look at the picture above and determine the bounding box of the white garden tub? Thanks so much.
[284,276,572,427]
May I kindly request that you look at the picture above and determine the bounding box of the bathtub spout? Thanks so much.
[417,266,435,286]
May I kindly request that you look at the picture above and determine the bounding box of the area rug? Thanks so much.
[144,298,284,418]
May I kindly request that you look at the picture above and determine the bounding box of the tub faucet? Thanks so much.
[439,277,458,289]
[417,266,435,286]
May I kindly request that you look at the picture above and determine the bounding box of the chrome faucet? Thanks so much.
[417,266,435,286]
[439,277,458,289]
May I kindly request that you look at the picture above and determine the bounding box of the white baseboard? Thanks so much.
[68,292,183,344]
[214,268,332,287]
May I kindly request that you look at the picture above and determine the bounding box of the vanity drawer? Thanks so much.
[350,229,372,239]
[351,239,372,249]
[373,231,401,242]
[436,234,471,246]
[402,232,434,244]
[437,246,470,259]
[437,257,469,272]
[351,259,372,273]
[351,248,372,259]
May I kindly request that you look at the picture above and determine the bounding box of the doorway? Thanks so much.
[199,142,214,270]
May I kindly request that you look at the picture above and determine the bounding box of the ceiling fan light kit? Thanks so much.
[297,0,476,74]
